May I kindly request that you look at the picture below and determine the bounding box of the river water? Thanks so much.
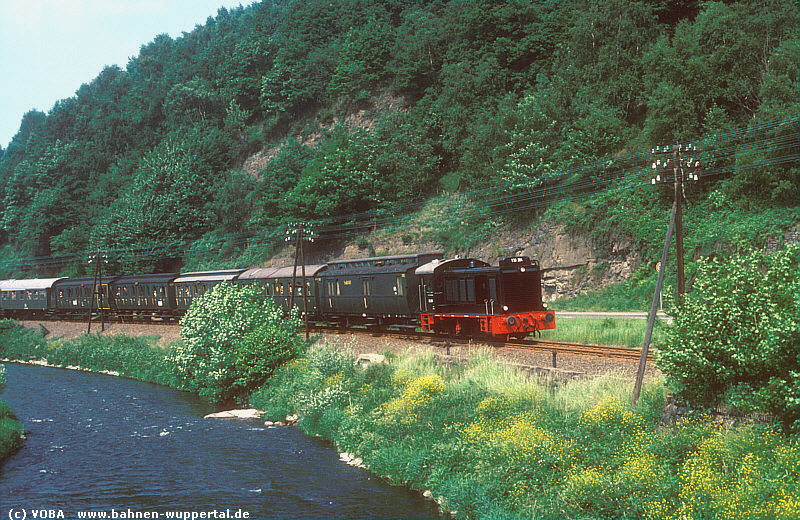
[0,363,437,519]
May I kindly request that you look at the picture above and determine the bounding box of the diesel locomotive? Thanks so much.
[0,253,555,341]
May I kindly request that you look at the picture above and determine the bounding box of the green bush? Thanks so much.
[657,244,799,430]
[0,393,23,461]
[0,319,46,361]
[174,282,309,403]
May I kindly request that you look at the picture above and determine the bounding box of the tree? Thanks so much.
[253,138,313,227]
[657,245,799,431]
[288,126,381,219]
[328,13,394,105]
[96,126,228,272]
[172,282,308,402]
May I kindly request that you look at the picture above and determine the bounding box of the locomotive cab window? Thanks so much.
[473,276,497,303]
[445,277,475,303]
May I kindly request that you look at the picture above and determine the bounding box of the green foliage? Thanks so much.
[287,126,382,218]
[250,344,800,519]
[0,0,796,273]
[658,245,800,430]
[0,318,178,387]
[0,318,47,361]
[174,282,308,402]
[0,396,24,462]
[328,14,393,104]
[96,126,233,272]
[46,335,179,387]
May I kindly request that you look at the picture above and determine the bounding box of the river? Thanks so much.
[0,363,438,519]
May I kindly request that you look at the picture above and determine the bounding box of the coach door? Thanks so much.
[95,283,112,310]
[325,279,340,312]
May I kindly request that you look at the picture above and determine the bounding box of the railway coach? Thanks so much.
[316,253,442,330]
[0,278,64,319]
[235,264,326,315]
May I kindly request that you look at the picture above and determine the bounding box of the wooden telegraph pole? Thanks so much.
[286,222,315,339]
[632,144,700,405]
[87,251,107,334]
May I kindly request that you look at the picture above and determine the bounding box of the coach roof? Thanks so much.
[0,278,65,291]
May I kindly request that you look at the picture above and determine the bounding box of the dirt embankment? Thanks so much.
[21,320,182,346]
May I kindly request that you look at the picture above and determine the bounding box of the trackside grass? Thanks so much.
[538,316,666,348]
[250,343,800,520]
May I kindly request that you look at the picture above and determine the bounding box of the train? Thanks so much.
[0,253,555,341]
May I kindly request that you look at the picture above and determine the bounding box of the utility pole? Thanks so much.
[632,202,676,406]
[633,144,700,406]
[285,222,316,339]
[87,251,107,334]
[650,143,701,297]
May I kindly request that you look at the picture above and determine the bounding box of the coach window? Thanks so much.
[326,280,340,296]
[395,276,405,296]
[460,279,468,302]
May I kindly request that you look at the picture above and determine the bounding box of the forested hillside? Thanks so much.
[0,0,796,277]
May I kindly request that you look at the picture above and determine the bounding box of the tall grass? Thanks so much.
[553,276,659,312]
[251,343,800,520]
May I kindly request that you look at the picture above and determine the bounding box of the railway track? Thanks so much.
[322,326,654,362]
